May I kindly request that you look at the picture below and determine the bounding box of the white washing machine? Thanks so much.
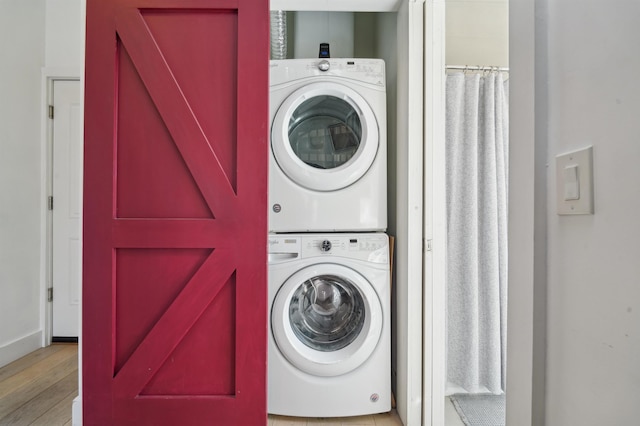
[269,58,387,232]
[268,233,391,417]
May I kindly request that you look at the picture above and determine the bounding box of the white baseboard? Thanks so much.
[72,396,82,425]
[0,330,43,368]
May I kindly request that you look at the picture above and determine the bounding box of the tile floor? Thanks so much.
[268,410,403,426]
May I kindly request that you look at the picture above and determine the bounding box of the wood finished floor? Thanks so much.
[268,411,403,426]
[0,345,403,425]
[0,343,77,426]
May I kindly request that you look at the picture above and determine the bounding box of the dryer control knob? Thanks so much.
[320,240,332,252]
[318,60,330,72]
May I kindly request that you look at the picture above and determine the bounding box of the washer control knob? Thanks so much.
[318,60,330,72]
[320,240,332,252]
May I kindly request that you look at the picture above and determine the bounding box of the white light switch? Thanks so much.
[563,165,580,200]
[556,146,594,215]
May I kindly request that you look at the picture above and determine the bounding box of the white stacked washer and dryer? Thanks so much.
[268,58,391,417]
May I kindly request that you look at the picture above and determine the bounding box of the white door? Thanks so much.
[52,79,82,338]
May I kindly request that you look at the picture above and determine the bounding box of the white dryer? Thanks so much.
[268,233,390,417]
[269,59,387,232]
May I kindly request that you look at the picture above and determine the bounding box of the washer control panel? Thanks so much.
[268,233,389,264]
[308,234,389,264]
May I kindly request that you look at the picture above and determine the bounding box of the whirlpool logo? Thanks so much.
[268,238,297,247]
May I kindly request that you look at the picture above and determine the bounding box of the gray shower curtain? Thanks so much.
[446,72,509,395]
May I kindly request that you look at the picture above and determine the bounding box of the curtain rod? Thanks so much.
[446,65,509,72]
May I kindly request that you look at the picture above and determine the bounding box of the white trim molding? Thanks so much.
[423,0,446,425]
[0,331,43,368]
[393,1,425,425]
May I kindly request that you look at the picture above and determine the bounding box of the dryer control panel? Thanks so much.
[270,58,386,89]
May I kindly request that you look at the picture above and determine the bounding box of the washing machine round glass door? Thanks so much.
[271,263,383,377]
[271,82,379,192]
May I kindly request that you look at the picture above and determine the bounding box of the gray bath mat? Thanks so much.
[450,394,505,426]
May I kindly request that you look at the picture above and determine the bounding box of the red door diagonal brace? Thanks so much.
[115,8,238,218]
[113,249,235,398]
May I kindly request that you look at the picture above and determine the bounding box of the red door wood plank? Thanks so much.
[112,219,236,248]
[83,0,268,424]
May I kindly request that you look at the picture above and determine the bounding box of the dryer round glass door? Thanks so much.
[271,82,379,192]
[271,263,383,377]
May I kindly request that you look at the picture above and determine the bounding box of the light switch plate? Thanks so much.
[556,146,594,215]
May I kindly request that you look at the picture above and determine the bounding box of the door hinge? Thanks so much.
[48,105,54,119]
[47,287,53,302]
[48,196,54,211]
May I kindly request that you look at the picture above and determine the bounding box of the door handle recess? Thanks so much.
[268,253,299,263]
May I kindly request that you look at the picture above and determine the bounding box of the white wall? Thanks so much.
[542,0,640,424]
[0,0,83,368]
[446,0,508,67]
[0,0,47,367]
[45,0,84,70]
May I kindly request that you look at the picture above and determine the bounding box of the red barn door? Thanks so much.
[83,1,268,424]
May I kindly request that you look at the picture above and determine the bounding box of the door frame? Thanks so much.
[40,69,83,347]
[422,1,447,425]
[422,1,539,425]
[505,1,541,424]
